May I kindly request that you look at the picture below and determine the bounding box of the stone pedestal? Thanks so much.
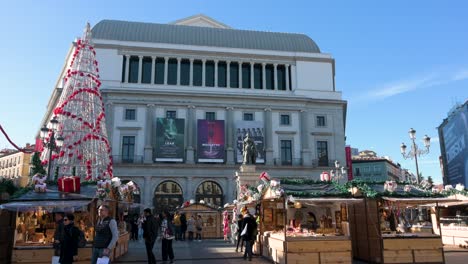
[235,165,258,190]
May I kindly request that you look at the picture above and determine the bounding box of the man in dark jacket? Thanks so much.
[180,213,187,241]
[53,212,65,256]
[143,208,158,264]
[59,214,80,264]
[91,205,119,264]
[241,213,257,261]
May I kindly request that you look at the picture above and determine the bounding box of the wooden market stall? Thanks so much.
[348,183,455,264]
[259,180,361,264]
[178,203,222,238]
[0,185,130,264]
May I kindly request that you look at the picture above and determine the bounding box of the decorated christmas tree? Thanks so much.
[41,23,113,181]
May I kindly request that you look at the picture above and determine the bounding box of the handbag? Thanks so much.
[51,256,60,264]
[97,256,110,264]
[240,223,248,237]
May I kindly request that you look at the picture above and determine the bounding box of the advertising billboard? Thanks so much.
[235,121,265,163]
[442,104,468,186]
[155,118,185,162]
[197,120,225,162]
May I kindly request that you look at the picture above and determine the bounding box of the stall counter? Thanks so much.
[382,236,443,264]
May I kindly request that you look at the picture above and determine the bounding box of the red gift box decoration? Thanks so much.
[58,176,81,193]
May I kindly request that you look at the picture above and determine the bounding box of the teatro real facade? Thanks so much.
[42,15,347,212]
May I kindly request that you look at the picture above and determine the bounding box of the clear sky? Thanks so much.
[0,0,466,184]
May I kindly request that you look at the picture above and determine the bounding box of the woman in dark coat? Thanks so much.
[60,214,80,264]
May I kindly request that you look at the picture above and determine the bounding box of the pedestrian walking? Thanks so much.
[59,214,80,264]
[195,215,203,241]
[187,215,195,241]
[160,210,175,263]
[131,214,139,241]
[241,213,257,261]
[173,211,181,241]
[223,211,230,241]
[180,213,187,241]
[53,212,65,256]
[142,208,158,264]
[91,205,119,264]
[235,214,244,252]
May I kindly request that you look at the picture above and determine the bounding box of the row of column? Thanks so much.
[123,55,293,90]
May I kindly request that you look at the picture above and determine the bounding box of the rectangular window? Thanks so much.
[243,113,254,121]
[155,58,165,84]
[205,61,215,87]
[265,64,274,90]
[128,56,139,83]
[141,57,152,84]
[166,111,177,119]
[122,136,135,163]
[242,63,251,88]
[167,58,177,85]
[217,61,227,87]
[374,166,381,172]
[180,59,190,86]
[229,62,239,88]
[193,60,203,86]
[280,114,290,125]
[254,63,262,89]
[125,109,136,120]
[355,168,361,176]
[317,141,328,166]
[316,116,326,127]
[277,65,286,90]
[121,55,126,82]
[205,112,216,121]
[280,140,292,165]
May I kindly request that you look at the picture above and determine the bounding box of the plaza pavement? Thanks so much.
[115,238,468,264]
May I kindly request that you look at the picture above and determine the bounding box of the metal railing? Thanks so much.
[111,155,144,164]
[311,159,335,167]
[273,158,303,166]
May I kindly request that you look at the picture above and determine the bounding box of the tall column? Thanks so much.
[264,108,274,165]
[291,64,297,90]
[186,105,196,164]
[262,63,266,90]
[214,60,218,87]
[250,62,254,89]
[226,61,231,88]
[189,59,194,86]
[164,57,169,85]
[186,176,194,201]
[239,61,243,88]
[144,176,152,206]
[137,56,143,83]
[176,58,181,86]
[285,64,290,90]
[202,59,206,87]
[144,104,155,163]
[124,55,130,83]
[273,63,278,90]
[301,110,312,166]
[150,56,156,84]
[226,177,233,203]
[226,107,235,165]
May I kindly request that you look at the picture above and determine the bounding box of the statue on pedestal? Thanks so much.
[242,133,256,165]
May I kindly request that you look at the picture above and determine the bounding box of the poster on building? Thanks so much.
[155,118,185,162]
[442,104,468,185]
[197,120,225,162]
[345,146,353,181]
[235,121,265,163]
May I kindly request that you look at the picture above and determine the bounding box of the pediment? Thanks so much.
[171,14,232,29]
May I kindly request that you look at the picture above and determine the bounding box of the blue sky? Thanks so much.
[0,1,466,183]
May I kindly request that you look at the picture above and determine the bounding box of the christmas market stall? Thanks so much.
[178,200,222,238]
[258,177,361,264]
[347,181,456,264]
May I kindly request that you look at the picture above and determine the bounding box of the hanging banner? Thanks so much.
[197,120,225,162]
[155,118,185,162]
[235,121,265,163]
[345,146,353,181]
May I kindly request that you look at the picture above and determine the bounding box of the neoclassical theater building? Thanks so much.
[42,15,347,212]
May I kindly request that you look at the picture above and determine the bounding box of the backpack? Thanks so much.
[77,228,86,248]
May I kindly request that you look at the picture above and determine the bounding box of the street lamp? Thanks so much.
[400,128,431,184]
[40,116,64,179]
[330,160,347,183]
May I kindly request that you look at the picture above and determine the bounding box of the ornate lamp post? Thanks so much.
[40,116,64,179]
[400,128,431,184]
[330,160,347,183]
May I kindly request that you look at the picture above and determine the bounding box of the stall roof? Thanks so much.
[382,196,458,206]
[281,181,351,198]
[9,185,96,201]
[0,200,91,212]
[293,197,363,204]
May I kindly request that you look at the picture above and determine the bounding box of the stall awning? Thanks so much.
[382,197,458,206]
[293,197,363,205]
[0,200,92,212]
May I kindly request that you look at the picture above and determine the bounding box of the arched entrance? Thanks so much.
[195,181,223,207]
[153,181,183,213]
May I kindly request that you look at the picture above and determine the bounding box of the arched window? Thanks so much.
[195,181,223,207]
[154,181,183,213]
